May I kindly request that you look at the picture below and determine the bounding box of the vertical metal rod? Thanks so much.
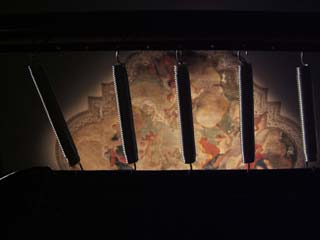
[79,163,84,171]
[174,51,196,165]
[238,53,255,168]
[113,52,139,166]
[297,52,318,164]
[133,162,137,171]
[28,61,80,167]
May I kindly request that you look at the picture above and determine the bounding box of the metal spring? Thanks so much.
[28,64,80,167]
[238,61,255,165]
[296,65,317,163]
[112,63,138,165]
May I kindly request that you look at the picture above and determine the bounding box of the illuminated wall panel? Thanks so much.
[55,51,303,170]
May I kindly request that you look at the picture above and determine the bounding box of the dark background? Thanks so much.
[2,1,320,176]
[2,0,320,13]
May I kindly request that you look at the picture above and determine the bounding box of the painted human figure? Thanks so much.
[105,123,131,169]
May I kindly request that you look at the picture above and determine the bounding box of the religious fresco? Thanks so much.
[56,51,304,170]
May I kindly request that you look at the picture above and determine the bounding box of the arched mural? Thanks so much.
[56,51,304,170]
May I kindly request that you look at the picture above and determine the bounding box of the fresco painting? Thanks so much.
[56,51,303,170]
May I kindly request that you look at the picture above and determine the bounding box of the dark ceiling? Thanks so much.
[1,0,320,14]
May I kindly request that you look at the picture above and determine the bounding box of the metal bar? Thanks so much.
[238,61,255,165]
[28,62,80,166]
[113,63,138,165]
[174,63,196,164]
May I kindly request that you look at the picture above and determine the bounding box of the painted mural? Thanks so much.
[56,51,304,170]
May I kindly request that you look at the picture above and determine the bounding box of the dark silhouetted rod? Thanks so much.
[174,52,196,165]
[28,62,80,166]
[297,54,318,163]
[238,58,255,165]
[112,57,138,165]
